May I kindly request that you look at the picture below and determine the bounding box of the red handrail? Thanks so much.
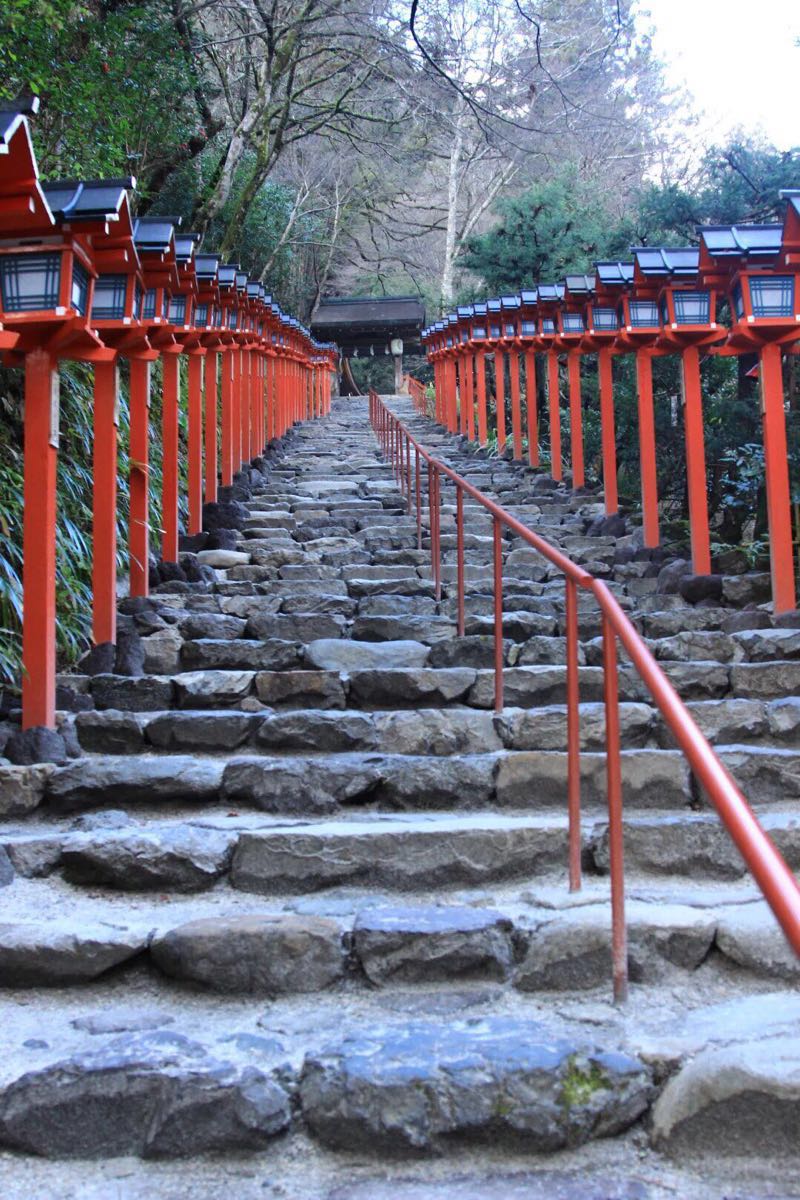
[369,389,800,1001]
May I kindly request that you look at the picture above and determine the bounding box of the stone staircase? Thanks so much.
[0,394,799,1198]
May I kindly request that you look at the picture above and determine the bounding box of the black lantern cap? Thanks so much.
[595,261,634,286]
[632,247,699,277]
[536,283,565,302]
[133,216,180,253]
[44,177,136,222]
[194,253,220,281]
[174,233,201,262]
[699,225,782,259]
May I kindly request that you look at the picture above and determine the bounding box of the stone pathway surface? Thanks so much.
[0,394,799,1195]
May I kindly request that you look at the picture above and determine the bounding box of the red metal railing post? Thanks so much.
[567,349,585,488]
[547,350,562,481]
[598,346,618,515]
[406,433,412,513]
[635,347,660,549]
[92,359,118,648]
[129,357,151,598]
[759,342,796,613]
[429,462,441,601]
[565,577,582,892]
[524,349,538,467]
[493,516,504,712]
[602,612,628,1004]
[161,350,180,563]
[456,486,465,637]
[21,349,58,730]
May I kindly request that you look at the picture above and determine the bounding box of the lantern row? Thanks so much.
[0,100,338,732]
[421,193,800,615]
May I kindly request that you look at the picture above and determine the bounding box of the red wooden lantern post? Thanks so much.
[556,275,594,488]
[615,273,664,549]
[132,216,180,581]
[194,253,221,504]
[500,296,523,459]
[486,299,506,450]
[0,105,122,730]
[71,179,144,646]
[537,285,564,481]
[583,262,632,517]
[519,291,539,467]
[468,304,489,445]
[633,246,726,576]
[215,265,239,486]
[700,211,800,613]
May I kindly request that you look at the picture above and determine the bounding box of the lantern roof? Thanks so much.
[457,305,473,318]
[536,283,564,302]
[0,100,54,235]
[235,270,248,291]
[42,177,135,223]
[520,289,538,305]
[174,232,200,263]
[699,224,782,260]
[133,216,179,254]
[632,246,699,278]
[563,274,594,295]
[473,301,488,314]
[194,253,220,281]
[217,264,237,288]
[486,298,502,312]
[500,295,521,309]
[595,261,634,286]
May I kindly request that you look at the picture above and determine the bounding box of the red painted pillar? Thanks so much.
[598,346,618,515]
[221,350,234,487]
[92,360,118,646]
[681,346,711,575]
[204,351,218,503]
[22,349,58,730]
[509,350,522,460]
[267,357,275,441]
[567,350,585,488]
[465,353,475,440]
[161,350,180,563]
[759,342,796,613]
[448,359,458,433]
[547,351,562,481]
[524,349,538,467]
[187,352,203,535]
[635,347,660,549]
[240,349,250,465]
[476,352,488,446]
[129,357,151,598]
[231,349,242,473]
[495,352,507,451]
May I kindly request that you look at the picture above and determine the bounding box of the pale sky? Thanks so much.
[635,0,799,149]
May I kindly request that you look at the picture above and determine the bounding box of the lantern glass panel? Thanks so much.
[143,289,157,319]
[472,324,487,338]
[521,320,536,335]
[161,292,169,318]
[541,318,555,334]
[446,335,453,347]
[70,259,89,315]
[732,283,745,320]
[674,290,710,325]
[91,273,127,320]
[562,313,584,333]
[749,275,794,319]
[504,322,516,336]
[195,303,208,326]
[591,306,617,330]
[168,295,186,323]
[0,251,61,312]
[460,329,469,342]
[490,324,501,337]
[229,310,238,329]
[132,284,143,321]
[629,300,659,328]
